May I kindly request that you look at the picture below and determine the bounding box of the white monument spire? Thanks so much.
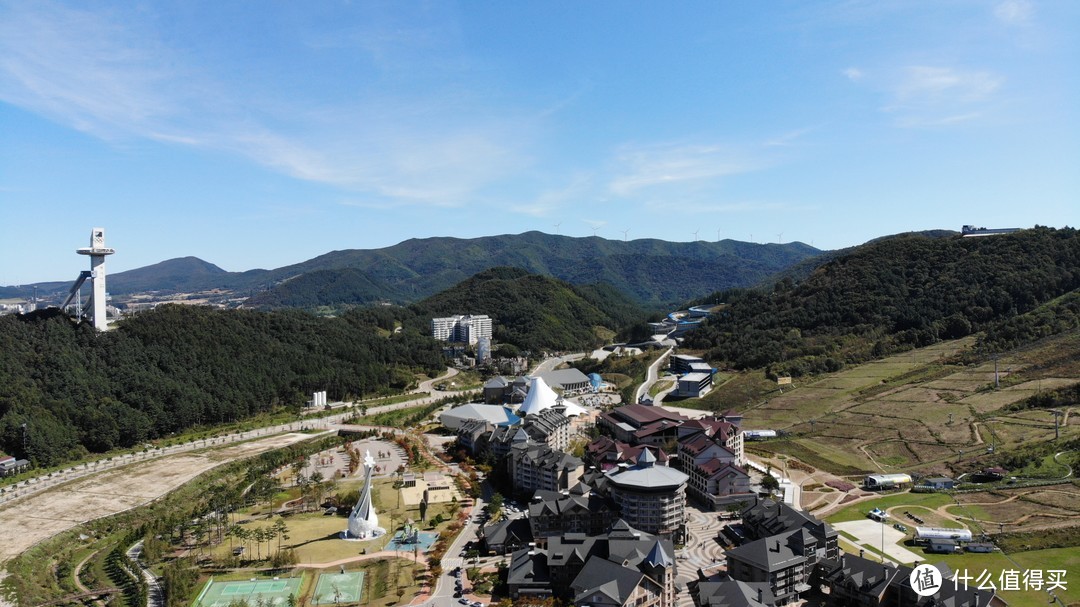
[346,450,385,539]
[76,228,115,331]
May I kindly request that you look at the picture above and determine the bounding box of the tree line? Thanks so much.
[681,227,1080,376]
[0,305,445,466]
[407,266,645,352]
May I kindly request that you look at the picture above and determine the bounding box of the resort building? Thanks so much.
[603,449,688,541]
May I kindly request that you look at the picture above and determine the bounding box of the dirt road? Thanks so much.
[0,432,317,565]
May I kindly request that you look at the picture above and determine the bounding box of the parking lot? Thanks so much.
[833,519,925,565]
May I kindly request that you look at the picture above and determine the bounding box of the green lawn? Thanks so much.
[826,492,955,524]
[920,548,1079,607]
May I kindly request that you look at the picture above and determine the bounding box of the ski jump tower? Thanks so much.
[62,228,115,331]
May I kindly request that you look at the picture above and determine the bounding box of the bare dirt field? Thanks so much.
[0,432,317,564]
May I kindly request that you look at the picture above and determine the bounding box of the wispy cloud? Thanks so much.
[643,200,809,214]
[893,66,1002,103]
[764,126,819,147]
[0,2,530,207]
[994,0,1033,25]
[608,143,761,197]
[0,4,180,139]
[880,65,1003,127]
[843,67,865,81]
[511,175,593,218]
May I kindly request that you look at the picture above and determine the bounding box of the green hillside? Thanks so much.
[254,232,821,307]
[3,232,822,307]
[684,227,1080,376]
[408,267,644,352]
[0,305,444,467]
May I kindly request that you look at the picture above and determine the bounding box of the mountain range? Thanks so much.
[3,232,823,307]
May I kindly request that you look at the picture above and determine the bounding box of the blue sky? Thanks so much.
[1,1,1076,284]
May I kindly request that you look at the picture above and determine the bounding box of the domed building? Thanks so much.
[604,449,688,541]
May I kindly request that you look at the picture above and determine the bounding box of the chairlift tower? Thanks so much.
[74,228,115,330]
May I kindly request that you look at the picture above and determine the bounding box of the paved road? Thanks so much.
[531,352,586,376]
[635,347,673,404]
[126,540,165,607]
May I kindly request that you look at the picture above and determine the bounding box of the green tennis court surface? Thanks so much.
[312,571,365,605]
[195,576,303,607]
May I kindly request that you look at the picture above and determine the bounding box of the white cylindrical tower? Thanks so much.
[76,228,115,331]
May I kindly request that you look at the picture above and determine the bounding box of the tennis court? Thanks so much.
[195,576,303,607]
[312,571,365,605]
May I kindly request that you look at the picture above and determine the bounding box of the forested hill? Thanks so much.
[0,305,445,467]
[408,267,643,352]
[253,232,820,307]
[682,227,1080,375]
[3,232,822,307]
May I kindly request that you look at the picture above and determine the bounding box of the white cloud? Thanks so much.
[994,0,1033,25]
[511,175,594,218]
[882,65,1003,127]
[608,143,761,197]
[894,66,1002,103]
[0,2,529,207]
[764,126,818,148]
[843,67,865,81]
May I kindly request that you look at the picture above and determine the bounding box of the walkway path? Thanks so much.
[72,550,108,607]
[126,540,164,607]
[635,347,672,404]
[675,506,727,607]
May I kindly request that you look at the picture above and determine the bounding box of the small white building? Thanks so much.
[915,527,973,542]
[676,372,713,398]
[864,473,912,490]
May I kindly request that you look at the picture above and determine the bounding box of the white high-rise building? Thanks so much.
[430,314,492,345]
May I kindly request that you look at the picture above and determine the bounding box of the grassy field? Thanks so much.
[213,477,462,565]
[734,331,1079,478]
[825,492,955,524]
[649,379,674,397]
[918,547,1080,607]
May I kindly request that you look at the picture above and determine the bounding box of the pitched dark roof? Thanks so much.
[819,554,898,598]
[742,497,835,540]
[696,581,776,607]
[609,403,690,427]
[571,557,645,605]
[482,517,533,547]
[726,530,807,572]
[507,548,550,587]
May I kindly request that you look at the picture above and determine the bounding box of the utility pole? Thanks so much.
[1051,410,1063,440]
